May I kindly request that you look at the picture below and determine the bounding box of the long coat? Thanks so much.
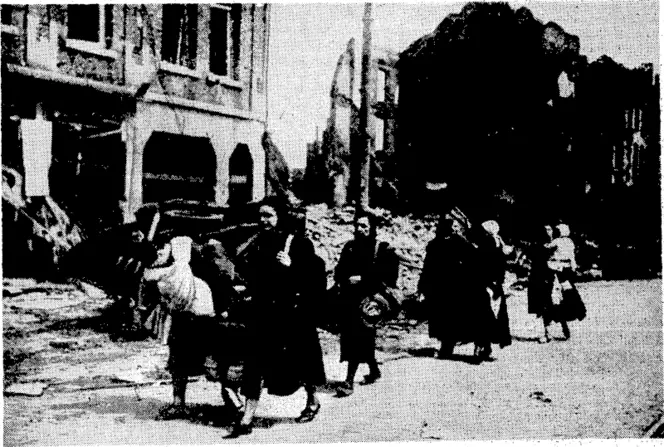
[418,234,494,346]
[334,239,400,363]
[527,242,555,318]
[240,230,327,397]
[476,231,512,347]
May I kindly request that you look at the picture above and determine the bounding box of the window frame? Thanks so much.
[1,5,21,35]
[207,4,241,84]
[160,4,199,75]
[66,5,117,58]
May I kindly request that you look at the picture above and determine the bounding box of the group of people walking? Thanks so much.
[418,209,513,361]
[134,197,585,438]
[134,198,399,437]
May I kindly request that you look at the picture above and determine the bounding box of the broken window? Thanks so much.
[67,5,113,49]
[161,4,198,70]
[1,5,22,34]
[209,4,241,79]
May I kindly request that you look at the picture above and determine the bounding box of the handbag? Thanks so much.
[359,287,402,328]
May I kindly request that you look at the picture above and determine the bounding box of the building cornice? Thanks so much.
[4,64,134,97]
[5,64,266,123]
[141,91,265,122]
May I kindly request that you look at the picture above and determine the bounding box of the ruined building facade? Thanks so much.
[305,39,399,207]
[2,4,271,233]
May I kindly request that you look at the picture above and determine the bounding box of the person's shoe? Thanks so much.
[562,326,571,340]
[156,404,188,421]
[295,402,321,423]
[473,345,493,363]
[359,371,381,386]
[225,422,253,438]
[335,383,354,398]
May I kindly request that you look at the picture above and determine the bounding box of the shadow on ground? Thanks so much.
[50,396,241,429]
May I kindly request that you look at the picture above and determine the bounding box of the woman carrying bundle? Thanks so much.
[229,198,327,437]
[546,223,586,340]
[140,233,239,421]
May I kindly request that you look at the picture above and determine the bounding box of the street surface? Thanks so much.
[3,278,662,444]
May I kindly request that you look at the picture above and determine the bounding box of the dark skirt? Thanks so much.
[337,283,378,364]
[426,283,494,346]
[339,317,377,363]
[167,314,220,377]
[492,294,512,348]
[241,312,326,399]
[551,270,587,322]
[527,268,555,318]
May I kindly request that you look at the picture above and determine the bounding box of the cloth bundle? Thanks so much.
[143,236,215,316]
[142,236,215,343]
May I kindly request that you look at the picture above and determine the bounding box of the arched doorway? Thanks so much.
[142,132,217,203]
[228,143,253,205]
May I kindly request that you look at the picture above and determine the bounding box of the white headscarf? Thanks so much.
[557,224,570,238]
[481,220,500,236]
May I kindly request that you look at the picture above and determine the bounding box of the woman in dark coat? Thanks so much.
[229,199,327,437]
[334,213,400,397]
[418,210,495,361]
[527,224,556,343]
[475,220,512,355]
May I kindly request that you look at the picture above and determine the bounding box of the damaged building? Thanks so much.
[304,39,399,208]
[2,4,272,272]
[2,4,271,224]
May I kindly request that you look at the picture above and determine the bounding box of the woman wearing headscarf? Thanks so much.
[418,209,495,362]
[229,198,327,437]
[476,220,512,354]
[334,213,400,397]
[141,233,229,420]
[527,224,557,343]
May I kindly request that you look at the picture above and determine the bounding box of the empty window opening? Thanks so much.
[67,5,113,48]
[209,4,241,79]
[161,4,198,70]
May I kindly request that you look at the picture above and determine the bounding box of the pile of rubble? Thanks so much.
[304,204,438,296]
[2,166,84,264]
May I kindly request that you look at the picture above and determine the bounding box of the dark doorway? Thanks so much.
[142,132,217,204]
[50,122,126,233]
[228,143,253,205]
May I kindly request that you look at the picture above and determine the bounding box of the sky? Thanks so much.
[266,1,660,169]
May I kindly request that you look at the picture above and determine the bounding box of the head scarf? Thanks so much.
[481,220,500,236]
[557,223,570,238]
[354,211,378,261]
[258,195,290,232]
